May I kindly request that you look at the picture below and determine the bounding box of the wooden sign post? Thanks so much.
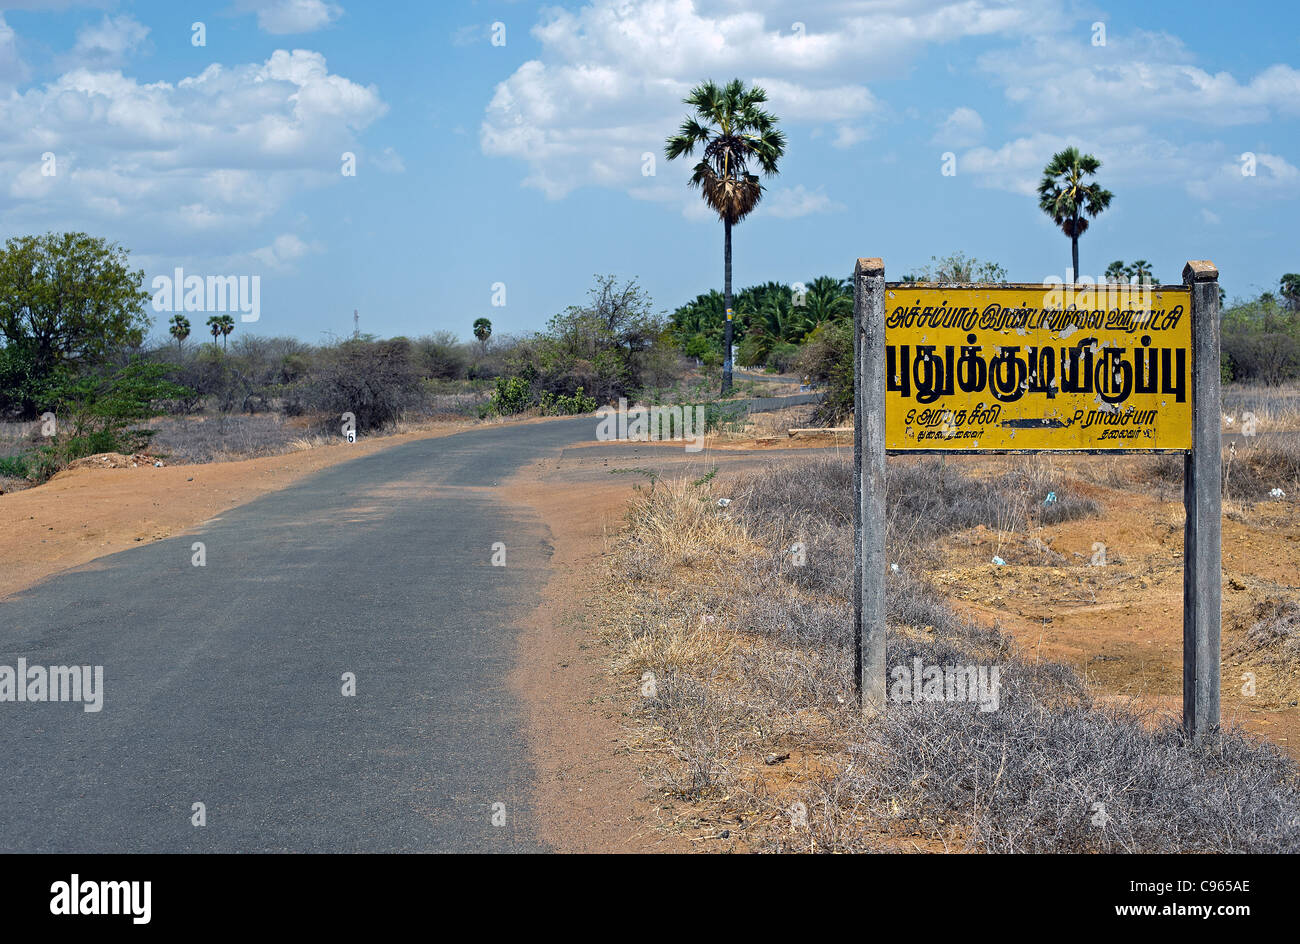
[853,257,1222,738]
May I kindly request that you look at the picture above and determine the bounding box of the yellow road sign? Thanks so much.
[884,283,1193,451]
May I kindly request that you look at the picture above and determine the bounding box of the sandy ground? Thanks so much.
[922,453,1300,759]
[504,462,689,852]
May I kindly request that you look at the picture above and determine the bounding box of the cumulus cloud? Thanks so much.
[980,30,1300,126]
[371,146,405,173]
[63,14,149,69]
[956,124,1275,210]
[1186,151,1300,202]
[481,0,1063,201]
[0,14,28,92]
[0,49,386,245]
[953,25,1300,201]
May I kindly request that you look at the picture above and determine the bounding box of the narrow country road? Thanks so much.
[1,417,599,852]
[0,397,816,853]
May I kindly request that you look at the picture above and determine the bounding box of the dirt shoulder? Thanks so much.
[504,459,686,852]
[0,422,478,600]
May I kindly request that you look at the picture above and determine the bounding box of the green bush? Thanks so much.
[796,321,853,425]
[0,454,32,479]
[539,387,597,415]
[485,375,533,416]
[30,359,190,479]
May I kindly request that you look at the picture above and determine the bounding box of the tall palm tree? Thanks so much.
[207,314,234,351]
[666,78,786,394]
[473,317,492,354]
[1037,147,1113,280]
[168,314,191,357]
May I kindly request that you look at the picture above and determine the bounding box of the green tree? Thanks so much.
[666,78,786,395]
[1280,273,1300,312]
[38,359,190,473]
[473,317,492,353]
[168,314,191,357]
[0,232,150,418]
[905,253,1008,283]
[1037,147,1113,279]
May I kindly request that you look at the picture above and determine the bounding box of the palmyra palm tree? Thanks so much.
[168,314,190,357]
[666,79,786,394]
[207,314,234,351]
[1128,259,1157,286]
[473,317,492,354]
[1038,147,1113,280]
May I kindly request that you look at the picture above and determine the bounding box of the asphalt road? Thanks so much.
[0,394,821,853]
[0,417,601,852]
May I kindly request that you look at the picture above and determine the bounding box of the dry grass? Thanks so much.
[605,455,1300,853]
[1228,597,1300,705]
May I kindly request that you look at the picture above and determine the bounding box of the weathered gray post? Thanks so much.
[854,258,887,714]
[1182,260,1222,739]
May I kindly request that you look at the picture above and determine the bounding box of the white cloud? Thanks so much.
[981,30,1300,126]
[239,0,343,35]
[0,49,386,247]
[762,184,842,218]
[1187,152,1300,202]
[64,14,149,69]
[960,124,1294,208]
[481,0,1066,200]
[248,232,320,270]
[960,127,1217,195]
[0,14,28,92]
[832,124,868,149]
[933,106,983,148]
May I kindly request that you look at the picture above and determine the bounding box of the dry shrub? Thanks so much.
[608,454,1300,853]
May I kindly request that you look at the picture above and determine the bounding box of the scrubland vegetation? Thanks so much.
[607,456,1300,852]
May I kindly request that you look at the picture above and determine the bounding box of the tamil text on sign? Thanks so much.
[884,283,1193,451]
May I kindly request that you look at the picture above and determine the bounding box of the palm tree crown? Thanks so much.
[1037,147,1113,279]
[666,79,786,225]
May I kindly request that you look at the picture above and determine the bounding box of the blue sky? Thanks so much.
[0,0,1297,345]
